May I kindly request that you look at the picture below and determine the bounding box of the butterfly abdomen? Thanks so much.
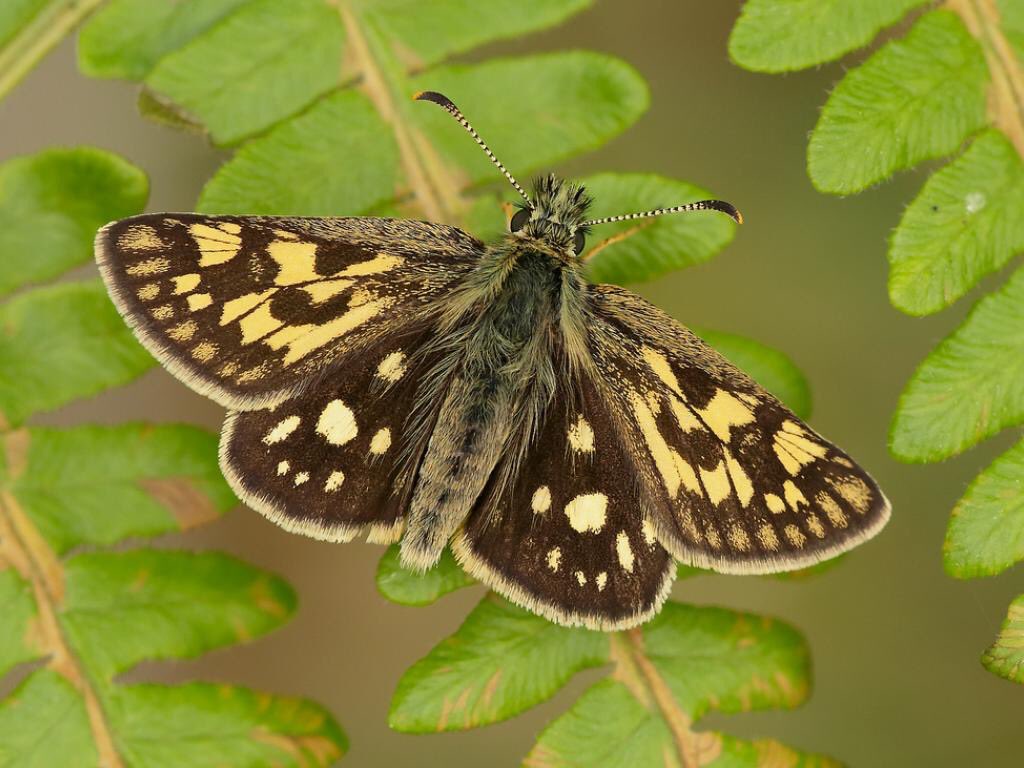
[399,247,568,570]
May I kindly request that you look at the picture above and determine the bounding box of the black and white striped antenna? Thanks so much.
[583,199,742,227]
[415,91,742,226]
[414,91,533,208]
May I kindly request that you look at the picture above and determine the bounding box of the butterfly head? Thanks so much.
[414,90,744,260]
[509,174,591,258]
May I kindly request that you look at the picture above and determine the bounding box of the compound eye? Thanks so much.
[573,229,586,256]
[510,208,531,233]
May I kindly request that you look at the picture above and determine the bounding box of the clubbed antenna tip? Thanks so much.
[711,200,743,225]
[583,199,744,228]
[413,90,533,208]
[413,90,454,109]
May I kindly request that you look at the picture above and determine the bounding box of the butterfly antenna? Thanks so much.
[414,90,533,208]
[583,199,743,227]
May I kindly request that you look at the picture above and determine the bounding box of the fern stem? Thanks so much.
[610,629,721,767]
[948,0,1024,158]
[0,430,124,768]
[0,0,105,101]
[333,1,465,224]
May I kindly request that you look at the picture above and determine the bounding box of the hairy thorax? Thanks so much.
[399,241,587,569]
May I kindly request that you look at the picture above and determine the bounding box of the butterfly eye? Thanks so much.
[573,229,586,256]
[510,208,531,233]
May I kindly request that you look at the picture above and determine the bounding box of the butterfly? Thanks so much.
[95,91,890,630]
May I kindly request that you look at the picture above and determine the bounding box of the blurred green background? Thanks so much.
[2,1,1021,765]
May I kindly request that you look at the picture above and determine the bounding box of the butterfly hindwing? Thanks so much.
[589,284,890,573]
[453,373,676,630]
[219,324,441,544]
[96,214,483,410]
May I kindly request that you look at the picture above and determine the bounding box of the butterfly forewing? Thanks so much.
[453,373,675,630]
[96,214,483,410]
[589,284,890,573]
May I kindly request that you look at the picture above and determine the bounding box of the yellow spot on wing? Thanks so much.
[190,223,241,267]
[642,346,682,395]
[531,486,551,514]
[238,302,283,344]
[699,460,732,506]
[303,279,354,304]
[317,400,358,445]
[669,397,704,432]
[173,273,201,294]
[774,420,828,475]
[191,341,216,361]
[268,240,319,285]
[783,480,807,510]
[782,420,827,448]
[616,531,635,573]
[784,524,806,548]
[119,225,163,251]
[369,427,392,455]
[376,351,407,383]
[818,491,848,528]
[728,524,751,552]
[828,475,872,513]
[167,320,197,342]
[671,451,701,495]
[152,305,173,321]
[642,518,657,546]
[764,493,786,514]
[126,257,170,276]
[546,548,561,572]
[337,253,404,277]
[567,415,595,453]
[630,391,680,499]
[724,449,754,507]
[698,389,755,442]
[281,299,388,365]
[187,293,212,311]
[805,513,826,538]
[137,284,159,301]
[221,289,276,326]
[264,323,313,351]
[564,493,608,533]
[237,362,271,383]
[325,470,345,491]
[264,415,300,445]
[757,524,780,551]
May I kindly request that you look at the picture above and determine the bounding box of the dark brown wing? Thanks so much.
[588,284,890,574]
[219,323,440,544]
[96,213,483,410]
[453,373,675,631]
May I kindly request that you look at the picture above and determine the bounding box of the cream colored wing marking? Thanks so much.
[96,214,484,410]
[220,324,439,544]
[454,371,675,631]
[588,284,890,574]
